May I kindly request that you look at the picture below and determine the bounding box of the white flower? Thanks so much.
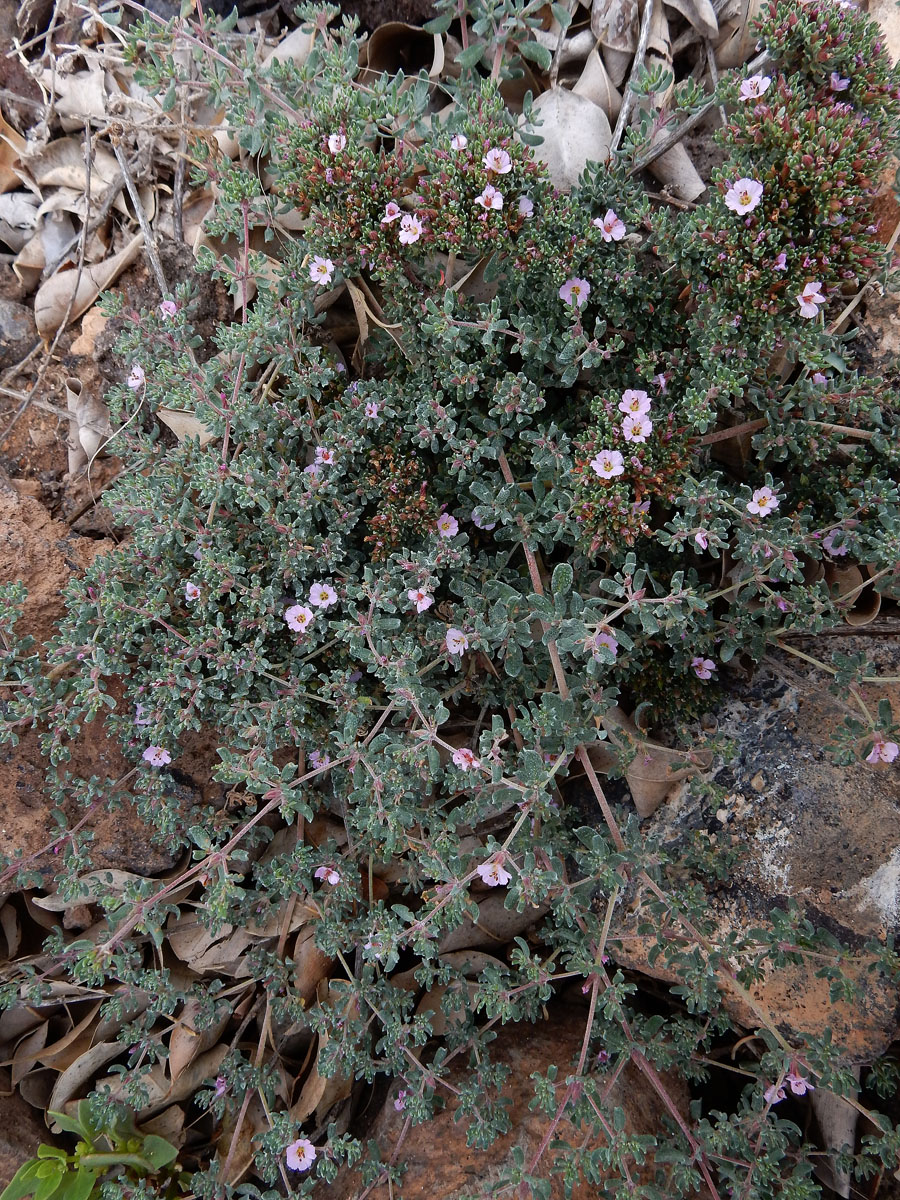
[381,201,402,224]
[407,588,434,613]
[308,750,331,769]
[314,865,341,885]
[618,389,651,415]
[365,401,380,419]
[127,364,145,389]
[445,627,469,655]
[309,256,335,285]
[593,209,626,242]
[589,450,625,479]
[399,213,424,245]
[309,582,338,609]
[285,604,315,632]
[476,857,511,887]
[474,184,503,211]
[452,746,480,770]
[142,745,171,767]
[622,414,652,443]
[517,196,534,218]
[483,147,512,174]
[315,446,335,466]
[797,281,826,319]
[746,486,780,517]
[327,132,346,154]
[285,1138,317,1172]
[450,133,468,151]
[739,74,772,101]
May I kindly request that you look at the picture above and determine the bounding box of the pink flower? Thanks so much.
[724,178,764,214]
[436,513,459,538]
[285,1138,317,1172]
[622,414,652,443]
[764,1083,786,1105]
[309,256,334,285]
[691,656,716,680]
[407,588,434,613]
[559,277,591,307]
[797,281,826,318]
[786,1071,814,1096]
[450,133,468,151]
[866,735,899,764]
[474,184,503,211]
[593,209,626,242]
[142,745,171,767]
[472,510,496,531]
[185,581,200,602]
[452,746,480,770]
[285,604,315,632]
[365,401,380,419]
[589,449,625,479]
[134,704,151,727]
[618,389,651,416]
[830,72,850,91]
[591,630,618,661]
[653,373,668,394]
[822,528,848,557]
[381,201,402,224]
[327,132,346,154]
[747,486,780,516]
[517,196,534,218]
[308,750,331,769]
[159,300,177,318]
[213,1076,227,1097]
[399,213,424,244]
[483,147,512,174]
[314,865,341,885]
[315,446,335,466]
[445,627,469,656]
[739,74,771,100]
[694,529,709,550]
[127,364,145,389]
[811,371,827,385]
[393,1089,408,1111]
[309,582,338,609]
[303,463,320,477]
[773,252,788,271]
[476,857,511,887]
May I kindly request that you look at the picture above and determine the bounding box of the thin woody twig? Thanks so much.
[610,0,655,155]
[110,135,170,298]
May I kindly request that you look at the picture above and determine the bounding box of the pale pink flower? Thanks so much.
[773,252,788,271]
[142,745,171,767]
[797,281,826,318]
[694,529,709,550]
[591,630,618,661]
[399,213,424,244]
[381,201,402,224]
[450,133,468,150]
[830,72,850,91]
[472,510,496,531]
[747,486,780,516]
[452,746,480,770]
[691,656,716,680]
[559,277,591,307]
[517,196,534,218]
[739,74,771,101]
[159,300,177,318]
[811,371,827,385]
[436,513,459,538]
[309,256,335,285]
[593,209,626,242]
[285,1138,317,1172]
[308,750,331,769]
[303,463,320,477]
[127,364,145,389]
[326,132,346,154]
[764,1083,786,1105]
[285,604,315,632]
[185,581,200,602]
[408,588,434,613]
[622,414,652,443]
[589,449,625,479]
[483,147,512,174]
[653,373,668,394]
[867,735,899,764]
[213,1076,227,1097]
[445,627,469,656]
[393,1089,408,1111]
[618,389,651,416]
[314,865,341,885]
[309,581,338,609]
[365,401,380,419]
[786,1071,814,1096]
[724,178,764,214]
[134,704,151,727]
[474,184,503,211]
[315,446,335,466]
[822,528,848,557]
[476,857,511,887]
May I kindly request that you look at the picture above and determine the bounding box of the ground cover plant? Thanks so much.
[2,0,900,1196]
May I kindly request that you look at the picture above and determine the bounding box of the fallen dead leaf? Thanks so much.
[33,230,144,340]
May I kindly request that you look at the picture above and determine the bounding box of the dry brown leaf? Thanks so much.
[140,1105,186,1149]
[438,893,551,954]
[591,0,638,52]
[0,113,25,194]
[70,306,108,356]
[601,706,712,817]
[289,985,354,1126]
[167,912,253,975]
[46,1041,123,1119]
[13,211,78,289]
[414,980,480,1037]
[157,408,216,446]
[359,23,444,80]
[664,0,717,39]
[32,867,155,912]
[262,22,314,67]
[521,88,612,191]
[714,0,763,67]
[0,191,38,252]
[216,1092,269,1185]
[33,231,144,340]
[573,49,623,121]
[168,998,231,1084]
[11,1022,49,1086]
[39,68,108,131]
[0,902,21,959]
[293,925,334,1006]
[17,136,119,199]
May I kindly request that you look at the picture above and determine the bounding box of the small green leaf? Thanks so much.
[47,1112,87,1139]
[140,1136,179,1170]
[551,563,574,596]
[59,1170,96,1200]
[423,12,452,33]
[550,3,573,27]
[518,40,552,71]
[0,1160,42,1200]
[456,43,485,70]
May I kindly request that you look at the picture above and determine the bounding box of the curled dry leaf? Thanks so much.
[521,88,612,191]
[167,911,253,976]
[0,191,39,252]
[591,0,638,52]
[438,892,551,954]
[216,1092,269,1185]
[33,230,144,340]
[168,997,231,1083]
[0,113,25,194]
[664,0,718,40]
[17,136,120,202]
[262,21,314,67]
[714,0,763,68]
[157,407,216,446]
[38,68,108,132]
[14,210,78,289]
[47,1041,124,1122]
[532,27,596,68]
[600,706,713,818]
[573,50,623,121]
[95,1043,229,1121]
[288,982,354,1126]
[293,924,334,1007]
[810,1068,860,1199]
[359,23,444,80]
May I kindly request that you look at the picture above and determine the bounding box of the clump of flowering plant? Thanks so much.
[1,0,900,1197]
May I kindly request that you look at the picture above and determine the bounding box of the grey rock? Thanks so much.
[0,300,37,369]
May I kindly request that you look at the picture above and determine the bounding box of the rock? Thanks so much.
[0,1077,50,1188]
[0,299,37,369]
[610,643,900,1060]
[327,1005,689,1200]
